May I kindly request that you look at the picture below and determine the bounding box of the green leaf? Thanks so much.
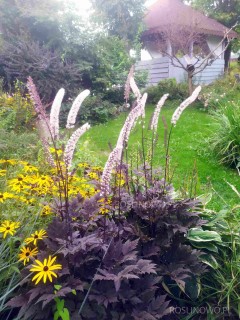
[197,193,212,206]
[57,299,64,312]
[200,254,219,269]
[71,289,76,295]
[54,311,60,320]
[185,276,201,300]
[54,284,62,291]
[190,241,219,253]
[9,265,21,274]
[187,228,222,242]
[59,308,70,320]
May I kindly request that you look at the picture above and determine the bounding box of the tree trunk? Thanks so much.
[224,43,231,73]
[188,72,193,96]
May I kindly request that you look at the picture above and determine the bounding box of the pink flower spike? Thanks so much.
[150,94,169,131]
[64,123,90,168]
[66,90,90,129]
[171,86,201,126]
[50,88,65,139]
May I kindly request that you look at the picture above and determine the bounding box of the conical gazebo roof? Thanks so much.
[143,0,237,38]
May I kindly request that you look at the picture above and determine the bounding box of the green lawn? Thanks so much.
[80,102,239,210]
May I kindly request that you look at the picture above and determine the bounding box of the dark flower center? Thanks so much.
[34,235,39,239]
[43,266,49,271]
[25,252,30,256]
[6,227,10,230]
[18,177,23,181]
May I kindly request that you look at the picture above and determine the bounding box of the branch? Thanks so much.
[193,23,238,75]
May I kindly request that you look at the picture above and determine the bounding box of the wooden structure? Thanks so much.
[139,0,237,86]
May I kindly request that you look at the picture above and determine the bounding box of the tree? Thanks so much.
[187,0,240,71]
[89,0,145,49]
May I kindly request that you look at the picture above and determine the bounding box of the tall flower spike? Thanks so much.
[116,93,148,149]
[124,65,134,102]
[100,146,123,195]
[171,86,202,126]
[66,90,90,129]
[150,94,169,131]
[27,76,47,121]
[100,93,148,195]
[64,123,90,168]
[130,77,141,101]
[50,88,65,139]
[41,138,55,167]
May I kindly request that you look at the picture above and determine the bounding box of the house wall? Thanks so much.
[135,57,224,86]
[135,57,169,85]
[207,35,224,58]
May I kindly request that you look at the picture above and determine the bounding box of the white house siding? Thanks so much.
[135,56,224,86]
[135,57,169,85]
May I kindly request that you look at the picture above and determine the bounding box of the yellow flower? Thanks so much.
[98,198,112,215]
[0,220,20,238]
[22,163,38,173]
[91,166,102,172]
[25,229,47,246]
[0,159,17,166]
[0,192,15,203]
[34,174,53,188]
[0,169,7,176]
[8,175,30,193]
[18,246,38,265]
[77,162,89,168]
[40,205,52,216]
[87,172,99,180]
[30,256,62,284]
[49,147,63,156]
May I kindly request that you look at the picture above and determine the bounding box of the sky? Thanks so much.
[73,0,158,16]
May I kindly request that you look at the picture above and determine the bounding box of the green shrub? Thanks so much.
[209,101,240,169]
[188,190,240,318]
[146,78,188,104]
[60,94,118,126]
[199,73,240,109]
[0,81,36,132]
[0,129,39,160]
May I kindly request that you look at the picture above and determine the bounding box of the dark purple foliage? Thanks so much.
[7,174,206,320]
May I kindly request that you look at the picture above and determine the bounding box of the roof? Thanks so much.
[143,0,238,38]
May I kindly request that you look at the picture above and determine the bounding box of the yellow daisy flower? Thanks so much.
[30,256,62,284]
[87,172,99,180]
[25,229,47,246]
[0,220,20,238]
[0,169,7,176]
[18,246,38,265]
[77,162,89,168]
[34,175,53,188]
[0,159,17,166]
[22,163,38,173]
[40,205,52,216]
[8,175,29,193]
[0,192,15,203]
[49,147,63,156]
